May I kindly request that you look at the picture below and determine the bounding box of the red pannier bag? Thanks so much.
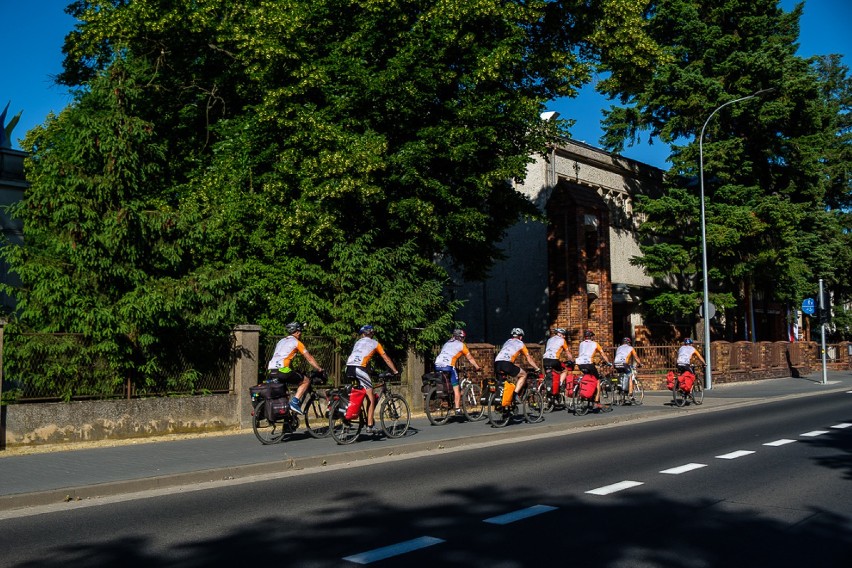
[345,386,367,420]
[666,371,675,390]
[579,375,598,399]
[565,375,577,393]
[551,370,560,395]
[679,371,695,392]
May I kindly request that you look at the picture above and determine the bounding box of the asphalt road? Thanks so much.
[1,390,850,567]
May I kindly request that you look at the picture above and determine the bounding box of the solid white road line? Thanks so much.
[585,481,644,495]
[343,536,445,564]
[801,430,830,437]
[483,504,558,525]
[716,450,755,459]
[831,423,852,429]
[660,463,707,475]
[764,439,797,446]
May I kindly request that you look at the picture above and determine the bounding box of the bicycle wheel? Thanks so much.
[304,392,332,438]
[462,382,487,421]
[252,400,287,445]
[523,389,545,423]
[424,387,452,426]
[330,400,362,444]
[599,383,613,413]
[380,394,410,438]
[630,378,645,405]
[573,391,591,416]
[488,392,512,428]
[539,383,556,413]
[673,380,688,407]
[691,380,704,405]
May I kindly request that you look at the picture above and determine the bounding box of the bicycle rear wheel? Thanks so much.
[330,400,362,444]
[691,380,704,405]
[380,394,411,438]
[572,392,591,416]
[304,392,332,438]
[462,382,487,421]
[252,400,287,445]
[523,389,545,423]
[488,392,512,428]
[673,380,688,407]
[424,388,452,426]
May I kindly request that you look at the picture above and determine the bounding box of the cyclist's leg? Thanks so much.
[515,367,528,395]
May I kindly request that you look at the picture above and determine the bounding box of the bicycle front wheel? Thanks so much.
[523,389,545,423]
[380,394,410,438]
[424,388,452,426]
[631,378,645,405]
[330,400,362,444]
[488,392,512,428]
[691,380,704,405]
[304,393,332,438]
[462,382,487,421]
[252,400,287,445]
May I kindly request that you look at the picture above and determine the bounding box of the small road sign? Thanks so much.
[802,298,815,315]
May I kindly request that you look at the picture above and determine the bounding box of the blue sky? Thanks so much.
[3,0,850,169]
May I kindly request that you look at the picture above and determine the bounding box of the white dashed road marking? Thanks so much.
[483,504,558,525]
[716,450,755,459]
[831,423,852,429]
[585,481,644,495]
[764,439,797,446]
[660,463,707,475]
[343,536,445,564]
[801,430,830,437]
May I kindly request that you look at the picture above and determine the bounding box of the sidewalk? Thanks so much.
[2,370,850,512]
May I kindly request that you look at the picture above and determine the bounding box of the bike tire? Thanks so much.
[488,392,512,428]
[304,393,332,438]
[462,382,487,421]
[252,400,287,445]
[523,389,545,423]
[599,383,613,413]
[424,387,452,426]
[691,380,704,405]
[330,400,362,444]
[540,383,557,413]
[631,378,645,406]
[380,394,411,438]
[572,391,591,416]
[673,380,688,407]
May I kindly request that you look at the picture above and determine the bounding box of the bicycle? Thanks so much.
[422,369,484,425]
[327,372,411,444]
[670,365,704,407]
[250,370,331,444]
[571,363,613,416]
[486,369,545,428]
[537,364,572,413]
[613,364,644,406]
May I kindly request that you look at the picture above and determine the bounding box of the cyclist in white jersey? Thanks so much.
[346,325,400,433]
[434,329,482,415]
[494,328,540,398]
[613,337,641,399]
[676,338,705,373]
[266,322,324,415]
[542,327,574,390]
[575,330,611,409]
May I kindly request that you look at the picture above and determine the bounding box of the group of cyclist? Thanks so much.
[263,321,707,427]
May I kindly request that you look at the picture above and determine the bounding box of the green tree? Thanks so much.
[600,0,851,340]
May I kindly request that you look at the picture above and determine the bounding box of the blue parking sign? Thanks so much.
[802,298,815,315]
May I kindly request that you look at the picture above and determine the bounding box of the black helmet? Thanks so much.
[584,330,595,338]
[285,322,303,334]
[683,338,693,345]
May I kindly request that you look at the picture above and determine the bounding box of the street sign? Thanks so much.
[802,298,815,315]
[699,302,716,319]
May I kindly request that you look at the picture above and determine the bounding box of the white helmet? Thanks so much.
[511,327,524,337]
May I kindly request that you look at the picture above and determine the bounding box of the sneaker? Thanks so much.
[365,425,376,434]
[454,408,463,416]
[289,397,304,415]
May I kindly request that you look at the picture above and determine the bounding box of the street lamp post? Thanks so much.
[699,88,773,390]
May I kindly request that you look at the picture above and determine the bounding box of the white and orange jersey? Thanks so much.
[575,340,600,365]
[614,344,636,365]
[267,335,308,370]
[677,345,697,366]
[495,338,529,363]
[434,339,470,368]
[347,337,386,368]
[543,336,569,360]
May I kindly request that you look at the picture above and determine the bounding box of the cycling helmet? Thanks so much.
[285,322,303,334]
[584,330,595,338]
[453,329,466,341]
[511,327,524,337]
[554,328,567,336]
[683,338,693,345]
[359,324,375,335]
[622,337,632,345]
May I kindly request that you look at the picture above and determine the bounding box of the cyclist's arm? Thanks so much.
[301,349,323,372]
[631,349,642,366]
[524,351,539,371]
[596,345,611,365]
[465,352,482,372]
[380,351,400,374]
[693,351,706,365]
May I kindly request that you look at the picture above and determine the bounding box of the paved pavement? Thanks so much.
[1,369,850,512]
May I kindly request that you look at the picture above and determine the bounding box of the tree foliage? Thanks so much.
[3,0,660,389]
[600,0,852,338]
